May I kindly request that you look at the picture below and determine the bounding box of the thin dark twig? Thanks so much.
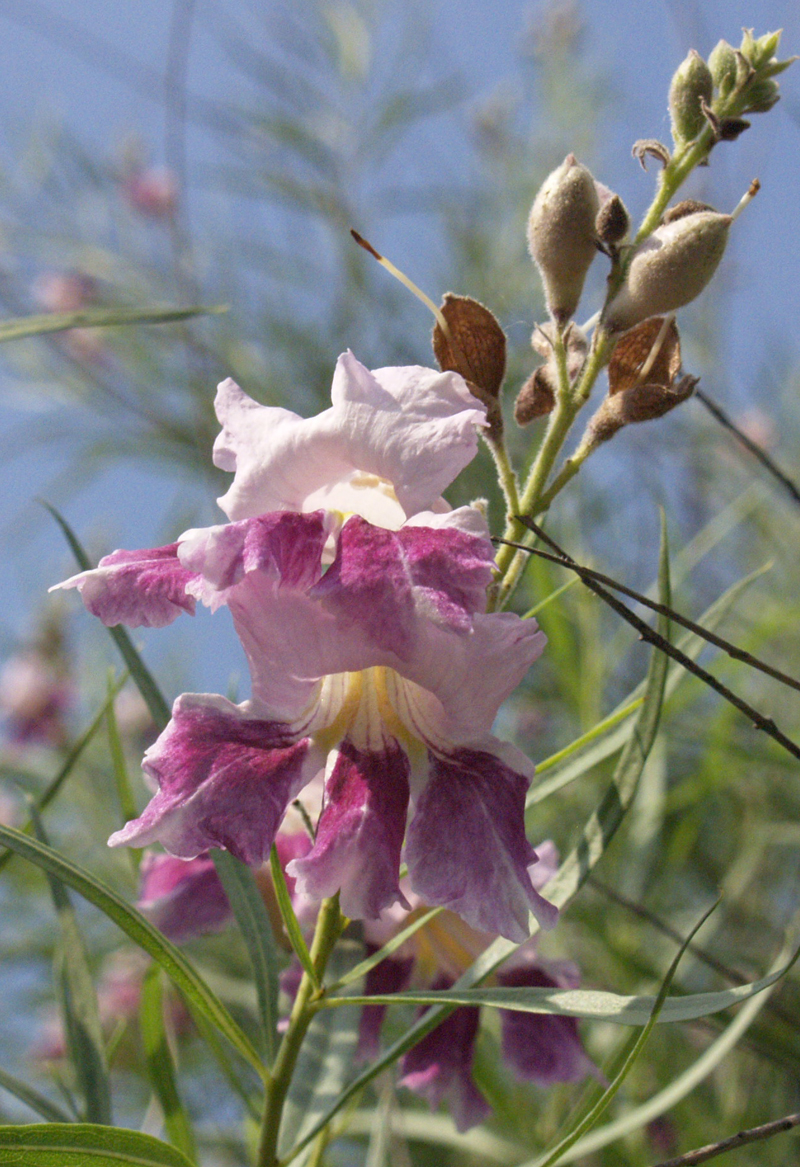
[650,1111,800,1166]
[695,387,800,509]
[499,519,800,762]
[495,537,800,694]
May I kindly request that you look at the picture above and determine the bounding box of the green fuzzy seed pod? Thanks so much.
[669,49,713,144]
[604,210,731,334]
[708,40,737,98]
[527,154,600,323]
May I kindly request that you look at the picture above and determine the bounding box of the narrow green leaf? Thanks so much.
[542,513,671,913]
[270,843,317,986]
[286,524,673,1160]
[0,1068,73,1123]
[278,938,365,1160]
[29,805,111,1125]
[528,561,771,810]
[105,673,140,827]
[0,676,127,874]
[44,504,171,730]
[140,965,197,1163]
[0,303,225,344]
[0,1123,196,1166]
[320,938,799,1024]
[211,849,281,1063]
[530,899,721,1167]
[330,907,443,991]
[0,824,265,1080]
[546,944,791,1164]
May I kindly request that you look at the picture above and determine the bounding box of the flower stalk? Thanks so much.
[257,894,346,1167]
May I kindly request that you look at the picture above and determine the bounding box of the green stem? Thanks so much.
[486,434,521,520]
[492,329,615,611]
[634,126,715,244]
[257,895,345,1167]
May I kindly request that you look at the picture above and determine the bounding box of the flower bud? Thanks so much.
[527,154,599,323]
[744,77,780,113]
[596,193,630,245]
[708,39,737,97]
[603,210,731,334]
[668,49,713,144]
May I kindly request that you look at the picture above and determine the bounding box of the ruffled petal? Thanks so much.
[178,510,329,611]
[213,353,485,522]
[109,693,322,864]
[498,961,597,1085]
[405,746,558,942]
[137,852,231,943]
[53,544,196,628]
[391,615,546,743]
[288,738,411,919]
[309,516,495,657]
[399,977,490,1132]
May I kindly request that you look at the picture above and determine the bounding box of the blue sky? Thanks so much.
[0,0,797,692]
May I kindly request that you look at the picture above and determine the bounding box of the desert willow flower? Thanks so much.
[55,352,556,942]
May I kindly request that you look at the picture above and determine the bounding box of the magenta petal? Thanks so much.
[356,951,414,1062]
[137,852,231,943]
[109,694,318,864]
[405,748,558,942]
[498,964,596,1085]
[399,977,490,1133]
[310,516,494,658]
[287,739,410,919]
[54,543,196,628]
[179,510,328,610]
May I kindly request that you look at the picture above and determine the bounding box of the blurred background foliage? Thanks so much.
[0,0,799,1163]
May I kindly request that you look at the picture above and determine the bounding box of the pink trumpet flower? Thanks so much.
[55,352,554,941]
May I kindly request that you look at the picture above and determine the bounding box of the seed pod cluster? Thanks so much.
[527,154,599,324]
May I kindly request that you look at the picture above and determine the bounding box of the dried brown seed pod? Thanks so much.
[432,293,507,400]
[607,317,681,396]
[596,193,630,245]
[514,366,556,425]
[662,199,715,224]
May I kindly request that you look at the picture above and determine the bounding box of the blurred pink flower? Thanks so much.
[0,650,70,748]
[33,271,104,363]
[123,166,178,219]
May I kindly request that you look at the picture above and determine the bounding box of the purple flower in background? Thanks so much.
[137,851,232,943]
[360,843,598,1131]
[55,353,553,941]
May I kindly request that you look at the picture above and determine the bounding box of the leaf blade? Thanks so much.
[0,1123,196,1166]
[0,303,225,344]
[139,966,197,1163]
[211,849,281,1063]
[0,824,265,1080]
